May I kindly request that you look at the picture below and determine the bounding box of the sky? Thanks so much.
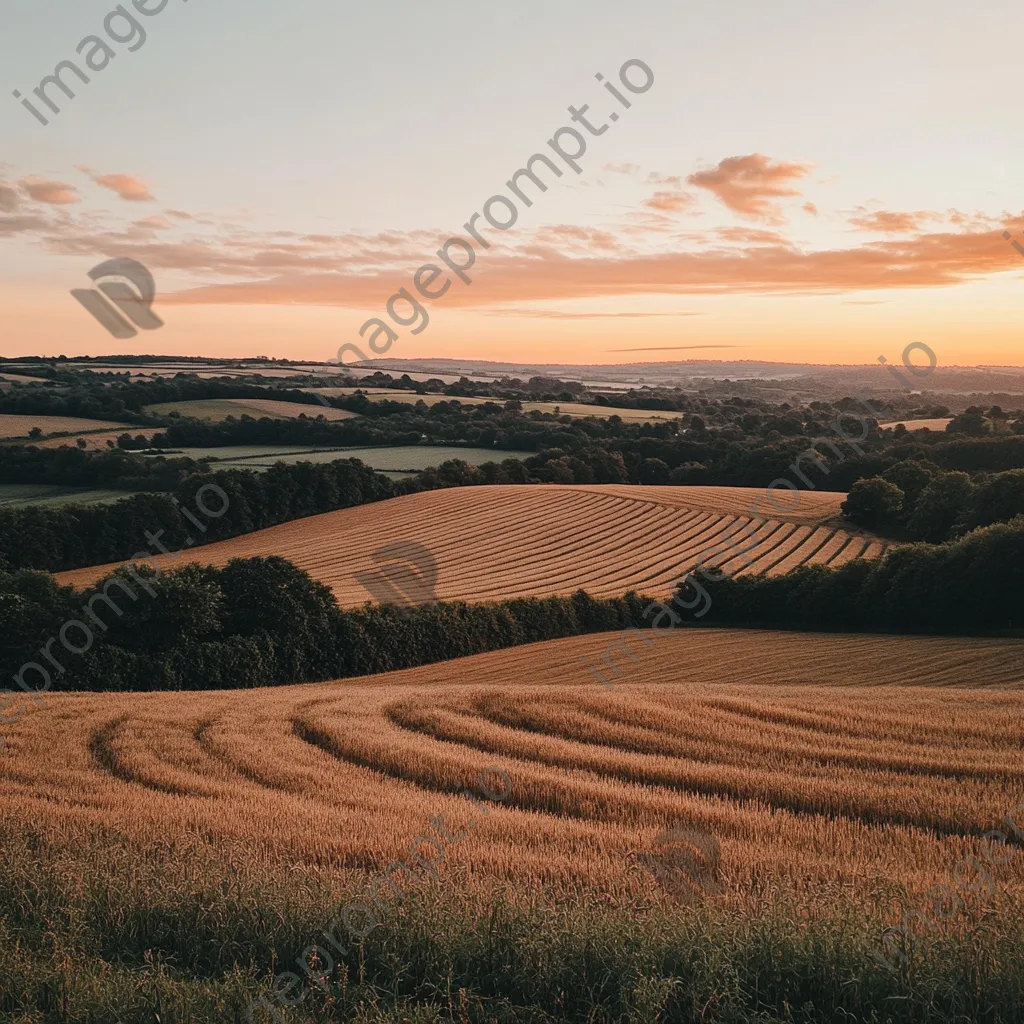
[2,0,1024,367]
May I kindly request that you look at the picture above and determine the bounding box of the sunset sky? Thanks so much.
[2,0,1023,366]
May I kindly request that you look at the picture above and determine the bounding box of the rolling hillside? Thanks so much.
[55,484,886,602]
[3,628,1022,906]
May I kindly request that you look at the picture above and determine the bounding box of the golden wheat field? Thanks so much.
[56,485,886,601]
[878,418,953,432]
[2,629,1022,907]
[303,388,683,421]
[36,428,157,450]
[144,398,360,422]
[0,414,133,439]
[0,371,50,384]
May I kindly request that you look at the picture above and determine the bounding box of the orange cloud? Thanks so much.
[20,177,79,205]
[717,226,790,245]
[646,172,683,186]
[157,224,1020,309]
[12,158,1021,321]
[88,172,156,202]
[687,154,813,222]
[643,190,696,213]
[849,208,936,233]
[534,224,619,250]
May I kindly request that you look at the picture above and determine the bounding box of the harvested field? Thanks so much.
[878,418,952,431]
[0,483,141,508]
[36,428,156,450]
[3,628,1022,904]
[57,484,883,601]
[527,401,681,422]
[143,443,532,472]
[0,371,49,383]
[304,387,683,421]
[146,443,344,460]
[4,630,1023,1021]
[0,414,132,439]
[145,398,359,422]
[583,483,850,524]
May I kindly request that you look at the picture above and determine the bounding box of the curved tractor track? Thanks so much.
[57,485,885,606]
[3,629,1022,903]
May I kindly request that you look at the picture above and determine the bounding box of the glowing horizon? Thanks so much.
[3,1,1023,368]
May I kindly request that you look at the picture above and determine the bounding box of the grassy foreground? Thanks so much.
[1,823,1021,1024]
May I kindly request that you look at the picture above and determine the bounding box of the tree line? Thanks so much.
[0,557,649,693]
[8,430,1024,572]
[0,459,396,572]
[0,375,328,425]
[7,369,1024,481]
[149,399,1024,484]
[4,517,1022,694]
[684,516,1024,635]
[842,465,1024,541]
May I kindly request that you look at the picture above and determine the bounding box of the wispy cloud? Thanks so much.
[688,154,813,223]
[848,208,937,233]
[643,190,696,213]
[0,214,50,236]
[152,223,1019,309]
[716,226,790,245]
[20,177,79,205]
[646,172,684,186]
[82,170,156,202]
[602,163,641,177]
[4,159,1022,317]
[606,344,741,352]
[480,308,705,319]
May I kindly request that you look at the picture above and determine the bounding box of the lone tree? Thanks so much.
[841,477,904,532]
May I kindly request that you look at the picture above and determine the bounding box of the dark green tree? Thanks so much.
[963,469,1024,530]
[841,477,904,532]
[907,471,976,542]
[639,458,671,485]
[881,460,935,514]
